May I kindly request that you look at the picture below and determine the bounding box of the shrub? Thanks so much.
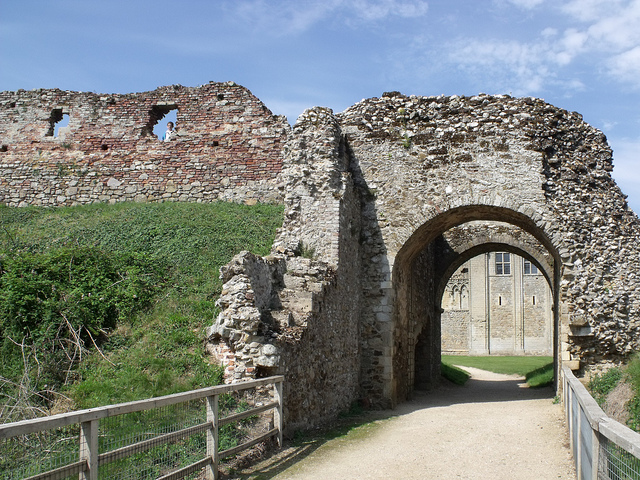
[441,362,470,385]
[0,247,164,397]
[587,367,623,406]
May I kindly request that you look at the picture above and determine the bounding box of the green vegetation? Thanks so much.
[524,363,555,388]
[441,355,554,388]
[441,362,471,385]
[588,353,640,432]
[0,201,283,418]
[588,367,624,405]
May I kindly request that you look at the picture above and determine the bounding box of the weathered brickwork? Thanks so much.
[0,82,288,206]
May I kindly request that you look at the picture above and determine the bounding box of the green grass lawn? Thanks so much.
[441,355,554,388]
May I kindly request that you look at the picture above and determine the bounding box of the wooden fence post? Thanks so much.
[79,419,98,480]
[274,379,283,447]
[206,394,219,480]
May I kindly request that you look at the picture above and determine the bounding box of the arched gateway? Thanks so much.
[209,91,639,431]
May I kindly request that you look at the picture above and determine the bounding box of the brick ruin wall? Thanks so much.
[0,82,288,206]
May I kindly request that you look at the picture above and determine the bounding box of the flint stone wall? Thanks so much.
[335,92,640,403]
[207,108,362,432]
[0,82,288,206]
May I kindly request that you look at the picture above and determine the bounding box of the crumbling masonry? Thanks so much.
[2,83,639,432]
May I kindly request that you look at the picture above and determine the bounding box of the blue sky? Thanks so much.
[2,0,640,213]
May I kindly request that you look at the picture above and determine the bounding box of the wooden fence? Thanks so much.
[0,375,283,480]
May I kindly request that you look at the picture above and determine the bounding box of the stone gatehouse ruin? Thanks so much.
[2,82,639,432]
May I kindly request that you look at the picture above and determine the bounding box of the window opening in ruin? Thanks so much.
[499,295,502,306]
[533,295,537,305]
[0,145,7,152]
[495,252,511,275]
[47,109,70,138]
[523,259,538,275]
[460,285,469,310]
[148,105,178,141]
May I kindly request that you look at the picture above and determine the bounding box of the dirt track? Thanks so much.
[235,367,576,479]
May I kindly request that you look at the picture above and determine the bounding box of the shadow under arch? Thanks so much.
[390,205,562,405]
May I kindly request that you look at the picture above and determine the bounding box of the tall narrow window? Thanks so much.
[523,259,538,275]
[495,252,511,275]
[460,285,469,310]
[47,108,70,138]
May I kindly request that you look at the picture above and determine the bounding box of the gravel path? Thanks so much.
[239,367,576,479]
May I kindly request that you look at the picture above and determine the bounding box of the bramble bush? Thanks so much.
[0,247,165,399]
[0,201,283,417]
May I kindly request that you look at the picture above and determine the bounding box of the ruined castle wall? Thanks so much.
[0,82,288,206]
[207,107,362,432]
[274,118,363,429]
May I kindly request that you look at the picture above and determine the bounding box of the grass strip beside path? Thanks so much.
[441,355,554,388]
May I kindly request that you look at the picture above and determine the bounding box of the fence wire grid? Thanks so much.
[599,437,640,480]
[0,377,282,480]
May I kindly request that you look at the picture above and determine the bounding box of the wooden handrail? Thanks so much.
[0,376,283,438]
[1,375,284,480]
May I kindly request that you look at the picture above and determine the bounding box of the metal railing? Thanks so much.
[0,375,283,480]
[562,366,640,480]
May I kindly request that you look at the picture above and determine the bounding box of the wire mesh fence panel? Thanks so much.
[0,376,283,480]
[599,436,640,480]
[0,423,80,480]
[98,398,207,479]
[219,387,269,452]
[99,432,207,479]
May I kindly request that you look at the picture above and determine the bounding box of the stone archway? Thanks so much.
[389,206,562,403]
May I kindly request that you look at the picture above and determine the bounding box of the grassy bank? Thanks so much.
[0,201,283,417]
[441,355,554,388]
[588,354,640,432]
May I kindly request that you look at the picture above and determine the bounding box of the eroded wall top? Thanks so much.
[0,82,289,206]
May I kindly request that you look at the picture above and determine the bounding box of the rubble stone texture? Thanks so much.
[2,84,639,431]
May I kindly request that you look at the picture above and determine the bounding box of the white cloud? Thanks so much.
[447,38,563,94]
[609,136,640,213]
[609,46,640,86]
[231,0,429,35]
[445,0,640,93]
[504,0,545,9]
[351,0,429,20]
[561,0,619,22]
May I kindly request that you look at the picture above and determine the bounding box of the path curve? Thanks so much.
[244,368,576,479]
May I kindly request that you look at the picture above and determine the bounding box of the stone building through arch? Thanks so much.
[390,206,562,402]
[440,249,553,356]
